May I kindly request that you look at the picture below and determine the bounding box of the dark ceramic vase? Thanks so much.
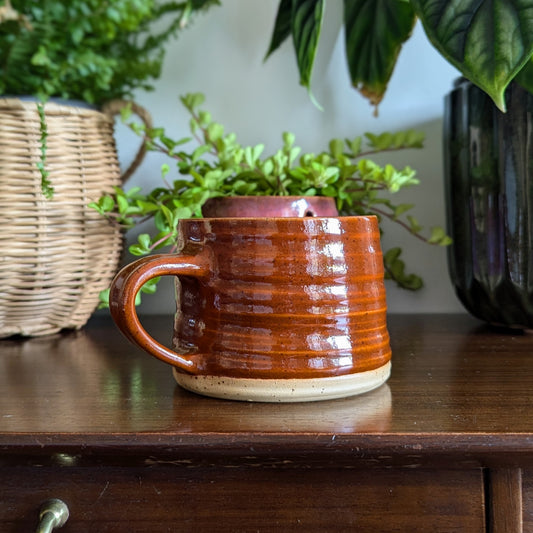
[444,78,533,329]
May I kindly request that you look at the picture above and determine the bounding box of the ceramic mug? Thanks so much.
[109,216,391,402]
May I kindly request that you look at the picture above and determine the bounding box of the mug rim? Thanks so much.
[203,195,337,200]
[180,214,378,223]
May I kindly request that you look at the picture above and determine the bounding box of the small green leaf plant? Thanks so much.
[0,0,219,104]
[90,93,451,307]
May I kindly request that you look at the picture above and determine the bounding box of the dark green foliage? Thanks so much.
[412,0,533,112]
[0,0,219,103]
[344,0,416,111]
[265,0,533,112]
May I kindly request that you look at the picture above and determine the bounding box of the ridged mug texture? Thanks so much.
[173,216,390,379]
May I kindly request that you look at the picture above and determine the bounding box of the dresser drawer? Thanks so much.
[1,465,485,532]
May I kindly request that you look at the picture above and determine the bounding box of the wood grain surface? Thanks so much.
[1,314,533,531]
[1,314,532,456]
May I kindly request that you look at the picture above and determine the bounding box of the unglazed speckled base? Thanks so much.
[173,362,391,403]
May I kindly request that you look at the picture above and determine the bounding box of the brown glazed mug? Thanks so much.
[109,216,391,402]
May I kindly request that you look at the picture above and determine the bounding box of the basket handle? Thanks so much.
[101,99,153,183]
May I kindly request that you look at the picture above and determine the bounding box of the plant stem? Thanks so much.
[187,107,219,156]
[149,232,175,250]
[364,204,430,244]
[36,102,54,199]
[355,146,418,159]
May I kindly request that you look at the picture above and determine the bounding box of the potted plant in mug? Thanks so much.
[91,92,451,307]
[264,0,533,329]
[0,0,218,337]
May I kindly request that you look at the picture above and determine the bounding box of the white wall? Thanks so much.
[113,0,465,315]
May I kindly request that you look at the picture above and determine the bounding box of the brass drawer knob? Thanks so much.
[36,499,69,533]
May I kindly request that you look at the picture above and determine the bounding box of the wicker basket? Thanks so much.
[0,98,148,337]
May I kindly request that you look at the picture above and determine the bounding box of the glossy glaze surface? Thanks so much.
[444,79,533,329]
[201,196,338,218]
[109,216,390,384]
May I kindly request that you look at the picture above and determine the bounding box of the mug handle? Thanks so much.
[109,251,211,374]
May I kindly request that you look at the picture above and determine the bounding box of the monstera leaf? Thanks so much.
[411,0,533,111]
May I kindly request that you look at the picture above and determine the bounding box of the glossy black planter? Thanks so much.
[444,79,533,330]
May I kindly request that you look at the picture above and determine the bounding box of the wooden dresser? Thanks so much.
[1,314,532,532]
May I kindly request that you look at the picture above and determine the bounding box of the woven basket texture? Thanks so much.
[0,99,125,337]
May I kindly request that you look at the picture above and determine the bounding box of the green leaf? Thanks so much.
[244,144,264,167]
[515,56,533,93]
[261,159,274,176]
[160,204,174,226]
[404,130,425,149]
[120,104,133,122]
[393,203,414,218]
[428,226,453,246]
[129,234,153,256]
[412,0,533,112]
[192,145,211,162]
[383,247,424,291]
[101,195,115,212]
[321,185,337,196]
[131,122,146,135]
[116,194,129,213]
[180,93,205,111]
[173,206,194,220]
[206,122,224,142]
[329,138,344,159]
[137,200,159,212]
[291,0,325,102]
[140,276,160,295]
[125,186,142,198]
[347,136,362,156]
[407,215,423,234]
[31,46,50,67]
[365,132,393,150]
[71,27,84,45]
[253,144,265,161]
[289,146,301,165]
[138,233,151,250]
[344,0,416,112]
[130,244,148,256]
[198,111,212,127]
[283,131,296,147]
[97,288,111,309]
[265,0,293,59]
